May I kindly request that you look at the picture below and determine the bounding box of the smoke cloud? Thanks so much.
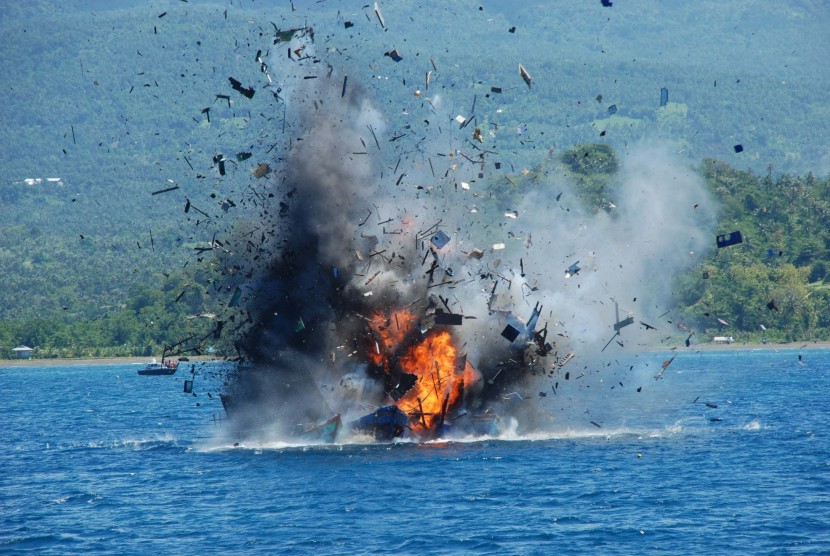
[216,26,717,444]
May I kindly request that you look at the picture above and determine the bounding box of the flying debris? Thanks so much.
[213,154,226,176]
[151,185,180,195]
[251,163,271,178]
[373,2,386,28]
[655,355,676,380]
[613,302,634,332]
[228,77,255,99]
[716,231,743,248]
[430,229,451,250]
[500,303,543,351]
[228,287,242,308]
[175,11,720,448]
[501,324,521,342]
[518,64,532,88]
[434,310,463,326]
[602,301,635,351]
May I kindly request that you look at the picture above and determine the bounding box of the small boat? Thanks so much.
[350,405,410,441]
[137,359,178,376]
[294,415,342,444]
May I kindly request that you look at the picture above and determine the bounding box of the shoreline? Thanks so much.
[0,355,224,368]
[663,340,830,353]
[3,341,829,368]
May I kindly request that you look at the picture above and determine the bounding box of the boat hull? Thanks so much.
[137,366,177,376]
[296,415,342,444]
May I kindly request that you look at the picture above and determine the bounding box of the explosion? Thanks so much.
[367,309,480,437]
[195,17,717,445]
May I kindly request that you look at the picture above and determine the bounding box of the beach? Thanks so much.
[0,356,223,368]
[2,341,829,368]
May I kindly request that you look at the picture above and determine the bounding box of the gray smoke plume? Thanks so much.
[217,27,718,443]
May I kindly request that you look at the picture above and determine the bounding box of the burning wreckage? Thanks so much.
[219,253,562,444]
[199,25,577,445]
[178,20,712,446]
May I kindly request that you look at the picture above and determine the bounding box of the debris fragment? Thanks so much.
[716,231,743,248]
[252,163,271,178]
[434,310,463,326]
[660,87,669,107]
[229,77,255,99]
[655,355,676,380]
[213,154,226,176]
[151,185,180,195]
[565,261,581,278]
[501,324,521,342]
[430,230,451,250]
[614,315,634,332]
[373,2,386,28]
[734,144,744,153]
[518,64,532,88]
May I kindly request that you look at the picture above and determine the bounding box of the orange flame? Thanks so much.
[368,309,480,436]
[367,309,417,368]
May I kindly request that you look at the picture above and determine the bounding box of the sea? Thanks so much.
[2,349,829,555]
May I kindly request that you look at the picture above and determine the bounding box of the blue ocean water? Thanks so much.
[2,350,829,555]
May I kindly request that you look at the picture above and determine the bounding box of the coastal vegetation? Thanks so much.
[1,1,828,357]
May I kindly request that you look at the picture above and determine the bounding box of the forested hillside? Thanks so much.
[1,1,828,357]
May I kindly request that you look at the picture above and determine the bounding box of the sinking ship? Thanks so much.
[219,294,561,444]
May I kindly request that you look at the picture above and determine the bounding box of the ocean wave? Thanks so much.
[195,422,706,452]
[51,492,100,505]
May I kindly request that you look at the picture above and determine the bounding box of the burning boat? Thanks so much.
[220,291,553,444]
[186,24,709,446]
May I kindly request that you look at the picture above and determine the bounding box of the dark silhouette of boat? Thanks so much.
[350,405,409,441]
